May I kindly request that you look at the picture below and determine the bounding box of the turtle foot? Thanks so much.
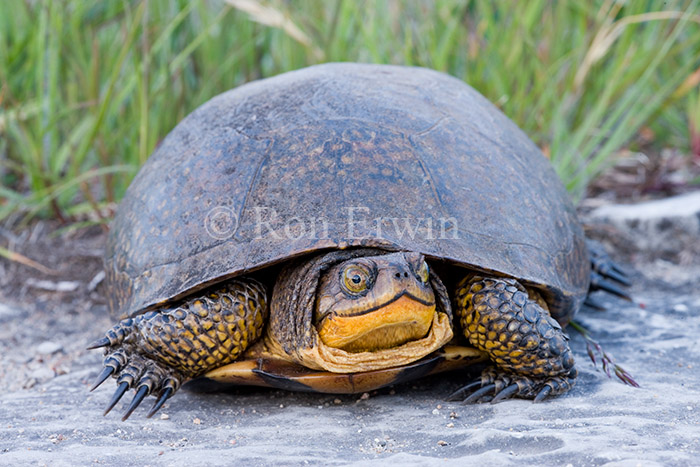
[88,278,268,420]
[587,239,632,301]
[91,347,182,420]
[89,322,183,420]
[448,366,577,404]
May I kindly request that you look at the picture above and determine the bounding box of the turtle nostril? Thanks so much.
[403,272,408,278]
[395,273,401,279]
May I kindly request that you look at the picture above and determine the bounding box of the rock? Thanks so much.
[87,271,105,292]
[587,191,700,258]
[0,303,13,320]
[29,366,55,382]
[36,341,63,355]
[26,279,80,292]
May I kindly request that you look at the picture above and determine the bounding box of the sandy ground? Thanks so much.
[0,225,699,465]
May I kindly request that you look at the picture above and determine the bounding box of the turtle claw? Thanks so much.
[600,268,630,287]
[590,272,632,301]
[491,383,520,404]
[534,384,552,403]
[451,367,575,404]
[446,380,482,401]
[583,296,606,311]
[587,240,632,300]
[104,381,129,415]
[147,387,173,419]
[91,327,183,419]
[87,336,111,350]
[122,385,150,421]
[90,366,115,391]
[463,383,496,404]
[96,355,182,419]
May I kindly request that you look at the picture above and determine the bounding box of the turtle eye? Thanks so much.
[342,264,371,295]
[415,260,430,283]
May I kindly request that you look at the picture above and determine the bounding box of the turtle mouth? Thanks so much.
[316,293,437,353]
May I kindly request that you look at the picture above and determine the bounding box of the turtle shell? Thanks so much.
[106,63,589,321]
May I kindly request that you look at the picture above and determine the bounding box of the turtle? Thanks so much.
[88,63,630,420]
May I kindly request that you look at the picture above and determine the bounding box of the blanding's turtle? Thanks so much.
[89,63,629,420]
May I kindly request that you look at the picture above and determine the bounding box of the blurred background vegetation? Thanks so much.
[1,0,699,228]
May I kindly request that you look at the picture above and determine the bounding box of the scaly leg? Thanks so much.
[89,278,267,419]
[450,276,576,403]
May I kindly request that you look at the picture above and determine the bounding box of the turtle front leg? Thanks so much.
[89,278,267,420]
[450,276,576,403]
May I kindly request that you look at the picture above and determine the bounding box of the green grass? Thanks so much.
[1,0,699,224]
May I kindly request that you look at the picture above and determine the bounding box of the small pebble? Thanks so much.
[30,367,55,382]
[437,440,448,446]
[333,398,342,405]
[432,409,439,415]
[673,304,689,312]
[160,414,169,420]
[37,341,63,355]
[360,393,370,400]
[193,418,201,425]
[446,423,454,428]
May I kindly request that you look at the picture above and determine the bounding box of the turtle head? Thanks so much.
[314,252,436,352]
